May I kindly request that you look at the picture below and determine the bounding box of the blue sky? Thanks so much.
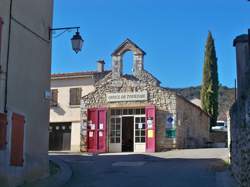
[52,0,250,88]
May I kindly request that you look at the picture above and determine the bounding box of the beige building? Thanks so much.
[49,61,109,152]
[0,0,53,186]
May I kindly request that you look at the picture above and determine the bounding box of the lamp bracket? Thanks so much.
[49,26,80,40]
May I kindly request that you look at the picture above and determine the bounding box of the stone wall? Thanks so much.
[176,96,210,149]
[230,34,250,187]
[80,69,210,151]
[81,70,178,151]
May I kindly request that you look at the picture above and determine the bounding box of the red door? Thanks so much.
[145,105,156,152]
[87,108,107,153]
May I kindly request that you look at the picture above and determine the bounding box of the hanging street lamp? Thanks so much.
[71,29,84,53]
[49,26,84,53]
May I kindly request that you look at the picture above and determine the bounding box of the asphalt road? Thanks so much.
[52,148,232,187]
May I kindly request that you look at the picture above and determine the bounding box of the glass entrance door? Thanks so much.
[109,116,122,152]
[109,108,146,152]
[134,116,146,152]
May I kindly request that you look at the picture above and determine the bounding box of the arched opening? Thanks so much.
[122,51,134,75]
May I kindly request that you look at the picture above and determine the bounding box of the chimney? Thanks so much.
[97,60,105,72]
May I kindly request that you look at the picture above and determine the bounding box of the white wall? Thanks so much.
[50,77,95,152]
[50,77,95,123]
[71,122,81,152]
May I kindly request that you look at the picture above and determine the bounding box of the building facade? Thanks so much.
[0,0,53,186]
[230,34,250,187]
[80,39,210,153]
[50,62,109,152]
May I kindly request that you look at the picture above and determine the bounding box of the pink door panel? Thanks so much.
[87,108,107,153]
[145,105,156,152]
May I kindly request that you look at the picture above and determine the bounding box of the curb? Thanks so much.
[19,157,72,187]
[48,156,72,187]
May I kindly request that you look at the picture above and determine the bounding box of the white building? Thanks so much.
[0,0,53,186]
[49,61,109,151]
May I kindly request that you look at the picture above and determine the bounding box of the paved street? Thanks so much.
[50,148,236,187]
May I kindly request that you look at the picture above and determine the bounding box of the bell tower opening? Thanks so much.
[111,39,146,79]
[123,51,134,75]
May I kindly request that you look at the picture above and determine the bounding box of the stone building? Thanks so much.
[0,0,53,186]
[230,34,250,187]
[80,39,210,153]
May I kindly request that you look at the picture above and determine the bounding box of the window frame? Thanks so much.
[69,87,82,106]
[50,89,58,107]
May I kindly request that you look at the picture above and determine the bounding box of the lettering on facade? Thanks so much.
[107,91,148,102]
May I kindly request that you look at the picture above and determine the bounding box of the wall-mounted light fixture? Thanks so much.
[49,27,84,53]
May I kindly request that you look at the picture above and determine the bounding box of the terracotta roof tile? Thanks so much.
[51,70,111,78]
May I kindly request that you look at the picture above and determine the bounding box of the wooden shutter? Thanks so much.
[70,88,81,105]
[0,113,7,149]
[10,113,25,166]
[50,89,58,107]
[76,88,82,105]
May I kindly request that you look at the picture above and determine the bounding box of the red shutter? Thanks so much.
[87,109,98,152]
[87,108,107,153]
[145,105,156,152]
[10,113,25,166]
[97,108,107,153]
[0,113,7,150]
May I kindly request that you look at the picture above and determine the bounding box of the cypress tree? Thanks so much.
[200,32,219,129]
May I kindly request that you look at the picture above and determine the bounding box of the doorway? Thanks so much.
[122,117,134,152]
[49,122,71,151]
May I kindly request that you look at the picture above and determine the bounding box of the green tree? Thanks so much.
[201,32,219,129]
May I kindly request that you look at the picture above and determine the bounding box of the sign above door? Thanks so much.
[107,91,148,102]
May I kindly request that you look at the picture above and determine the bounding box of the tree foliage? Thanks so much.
[201,32,219,128]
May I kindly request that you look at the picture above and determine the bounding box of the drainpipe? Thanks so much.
[4,0,13,113]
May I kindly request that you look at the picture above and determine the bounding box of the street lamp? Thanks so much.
[49,27,84,53]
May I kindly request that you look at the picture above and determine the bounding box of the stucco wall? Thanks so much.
[0,0,10,112]
[50,77,95,123]
[71,122,81,152]
[175,96,210,149]
[0,0,53,186]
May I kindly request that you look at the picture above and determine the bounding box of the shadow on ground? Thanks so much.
[52,153,227,187]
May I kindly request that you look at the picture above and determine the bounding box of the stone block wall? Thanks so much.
[175,96,210,149]
[230,34,250,187]
[80,69,210,152]
[210,131,227,144]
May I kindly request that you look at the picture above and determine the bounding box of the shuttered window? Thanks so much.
[10,113,25,166]
[0,113,7,150]
[69,88,82,105]
[50,89,58,107]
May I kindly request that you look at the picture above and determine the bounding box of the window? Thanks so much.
[50,89,58,107]
[69,88,82,106]
[10,113,25,166]
[110,117,121,143]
